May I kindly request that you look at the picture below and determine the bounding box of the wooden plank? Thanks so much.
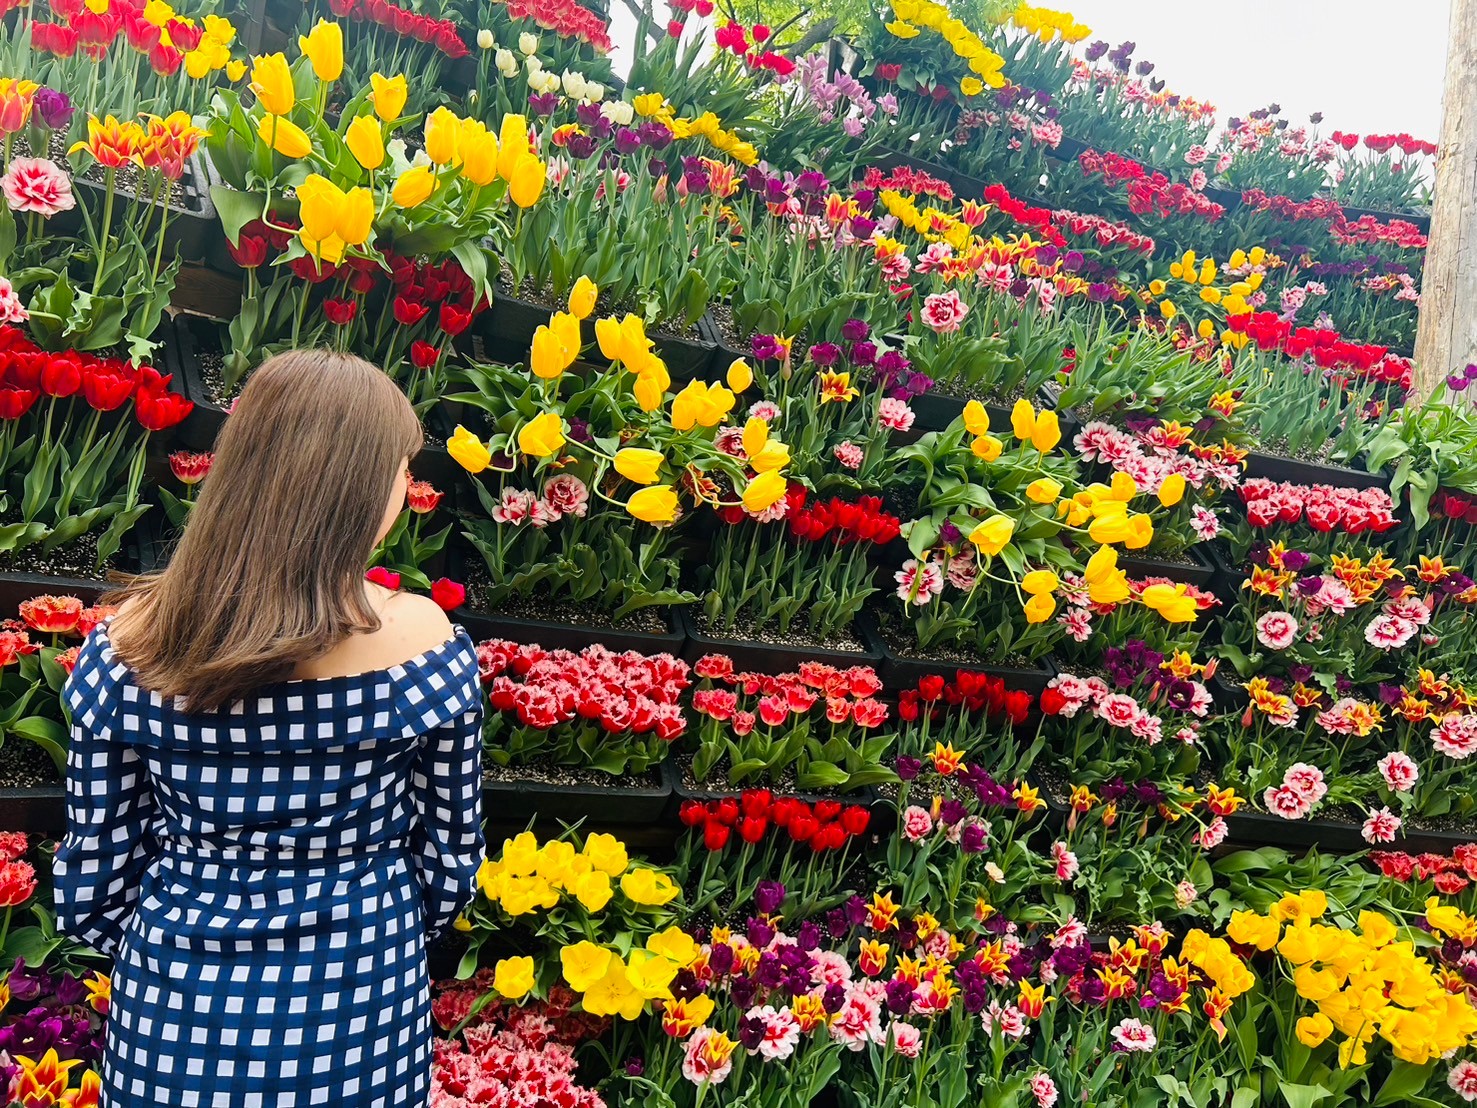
[169,265,242,322]
[1415,0,1477,399]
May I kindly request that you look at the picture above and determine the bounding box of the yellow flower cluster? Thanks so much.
[631,94,757,165]
[880,189,977,252]
[1149,246,1279,343]
[884,0,1007,94]
[1229,893,1477,1067]
[148,4,242,80]
[475,831,678,917]
[1010,3,1092,43]
[402,109,545,207]
[554,928,703,1018]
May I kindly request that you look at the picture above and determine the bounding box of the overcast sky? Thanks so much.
[610,1,1454,143]
[1065,0,1451,140]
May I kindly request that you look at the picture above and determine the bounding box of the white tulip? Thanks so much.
[583,81,605,102]
[601,100,634,125]
[561,70,586,99]
[495,48,518,77]
[476,28,495,49]
[519,32,539,55]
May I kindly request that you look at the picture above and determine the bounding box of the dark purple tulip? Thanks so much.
[528,92,559,116]
[842,318,870,342]
[822,983,847,1013]
[808,342,840,367]
[895,756,921,781]
[613,127,642,154]
[567,134,598,160]
[849,340,877,367]
[754,880,786,915]
[34,88,73,131]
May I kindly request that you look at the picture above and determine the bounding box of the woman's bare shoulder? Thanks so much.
[295,590,457,679]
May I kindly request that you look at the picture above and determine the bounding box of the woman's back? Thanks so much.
[56,619,484,1106]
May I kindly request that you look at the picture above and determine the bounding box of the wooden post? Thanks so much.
[1415,0,1477,400]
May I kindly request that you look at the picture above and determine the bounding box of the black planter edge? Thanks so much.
[675,607,883,675]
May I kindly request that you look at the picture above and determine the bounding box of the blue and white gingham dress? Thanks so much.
[53,622,485,1108]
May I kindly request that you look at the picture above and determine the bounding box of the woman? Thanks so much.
[54,350,484,1107]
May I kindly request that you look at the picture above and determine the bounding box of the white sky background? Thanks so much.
[608,0,1455,143]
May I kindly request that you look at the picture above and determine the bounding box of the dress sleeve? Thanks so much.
[407,642,485,938]
[53,631,158,958]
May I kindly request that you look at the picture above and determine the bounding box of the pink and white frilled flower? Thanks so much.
[1434,714,1477,760]
[1377,751,1419,792]
[1029,1073,1059,1108]
[1,157,75,217]
[1255,611,1298,650]
[833,441,863,470]
[682,1027,735,1085]
[888,1021,922,1058]
[1110,1018,1157,1053]
[920,290,969,334]
[1362,807,1402,844]
[1449,1060,1477,1103]
[1051,840,1078,881]
[744,1005,801,1061]
[878,397,915,432]
[828,987,885,1051]
[895,558,944,605]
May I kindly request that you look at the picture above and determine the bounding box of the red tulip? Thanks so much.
[703,821,730,851]
[0,385,39,419]
[227,235,268,269]
[365,566,401,590]
[19,594,83,634]
[738,816,767,843]
[40,354,82,398]
[839,806,870,836]
[134,388,194,431]
[168,450,213,485]
[429,577,466,611]
[81,368,134,411]
[439,303,472,336]
[678,800,705,828]
[323,298,357,326]
[393,297,429,325]
[410,341,441,369]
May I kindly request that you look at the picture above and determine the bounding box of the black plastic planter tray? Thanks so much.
[1243,450,1388,491]
[1209,670,1249,711]
[911,393,1014,434]
[166,311,230,451]
[1203,542,1247,606]
[453,604,687,656]
[858,617,1055,694]
[676,608,881,675]
[0,571,110,611]
[53,150,219,265]
[1225,808,1477,856]
[0,785,65,834]
[1118,546,1216,588]
[650,318,718,382]
[478,290,554,363]
[482,767,671,827]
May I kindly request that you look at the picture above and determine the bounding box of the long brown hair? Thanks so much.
[110,349,422,712]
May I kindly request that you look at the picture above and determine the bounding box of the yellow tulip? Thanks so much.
[508,154,546,208]
[960,76,983,97]
[1197,318,1215,340]
[595,316,623,362]
[742,471,787,513]
[1087,569,1130,605]
[971,434,1003,462]
[249,52,295,116]
[391,165,438,208]
[749,440,790,473]
[1021,569,1058,595]
[614,448,664,485]
[1141,582,1198,623]
[1123,514,1154,550]
[369,72,407,121]
[568,275,598,320]
[627,485,679,523]
[447,426,491,473]
[517,412,566,458]
[425,106,461,166]
[1010,398,1035,441]
[1160,299,1177,319]
[256,114,312,158]
[632,368,666,412]
[1158,473,1186,507]
[461,129,499,186]
[1030,409,1061,452]
[298,19,343,83]
[493,955,535,1000]
[299,230,345,264]
[1295,1013,1333,1048]
[1088,514,1131,545]
[295,173,343,242]
[618,314,651,363]
[571,870,613,912]
[1023,592,1055,624]
[1025,477,1061,504]
[559,942,612,992]
[1083,544,1118,584]
[726,358,752,393]
[498,113,531,180]
[343,114,384,170]
[968,514,1014,556]
[226,59,247,82]
[741,416,769,458]
[962,399,991,436]
[336,186,374,246]
[530,325,571,380]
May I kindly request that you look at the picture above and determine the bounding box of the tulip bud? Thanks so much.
[477,28,495,49]
[584,81,605,102]
[495,49,518,77]
[507,154,546,208]
[298,19,343,83]
[344,114,384,170]
[369,72,408,122]
[614,448,665,485]
[519,31,538,54]
[256,114,313,159]
[249,52,295,116]
[627,485,679,523]
[392,165,438,208]
[568,275,598,320]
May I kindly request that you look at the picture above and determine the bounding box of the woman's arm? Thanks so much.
[409,665,485,938]
[53,638,157,957]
